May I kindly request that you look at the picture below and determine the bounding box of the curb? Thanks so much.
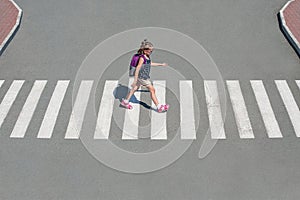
[278,0,300,57]
[0,0,23,56]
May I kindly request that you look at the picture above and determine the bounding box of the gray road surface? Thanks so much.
[0,0,300,199]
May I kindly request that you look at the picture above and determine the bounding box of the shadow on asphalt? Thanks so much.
[113,84,153,110]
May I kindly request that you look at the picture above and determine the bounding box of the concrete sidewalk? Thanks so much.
[279,0,300,57]
[0,0,22,56]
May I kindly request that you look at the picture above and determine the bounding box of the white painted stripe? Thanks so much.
[37,80,69,139]
[296,80,300,90]
[94,80,118,139]
[65,80,93,139]
[151,80,167,140]
[122,77,140,140]
[250,80,282,138]
[10,80,47,138]
[226,80,254,139]
[0,80,4,88]
[204,80,226,139]
[180,80,196,139]
[275,80,300,137]
[0,80,24,129]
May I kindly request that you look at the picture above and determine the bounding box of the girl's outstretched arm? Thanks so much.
[151,62,168,67]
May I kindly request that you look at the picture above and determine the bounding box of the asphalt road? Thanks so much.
[0,0,300,199]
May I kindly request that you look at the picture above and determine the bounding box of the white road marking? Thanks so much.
[37,80,69,139]
[64,80,93,139]
[251,80,282,138]
[0,80,24,129]
[275,80,300,137]
[151,80,167,140]
[122,77,140,140]
[4,79,300,140]
[204,80,226,139]
[226,80,254,139]
[94,80,118,139]
[296,80,300,90]
[10,80,47,138]
[180,80,196,139]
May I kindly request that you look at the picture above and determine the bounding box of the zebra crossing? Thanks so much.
[180,80,196,140]
[151,80,167,140]
[0,79,299,140]
[275,80,300,137]
[94,80,118,139]
[251,80,283,138]
[10,80,47,138]
[122,78,141,140]
[37,80,69,139]
[65,80,93,139]
[205,80,226,139]
[227,80,254,139]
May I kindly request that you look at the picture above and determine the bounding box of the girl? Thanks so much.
[121,39,169,113]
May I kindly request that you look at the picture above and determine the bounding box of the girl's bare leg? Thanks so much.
[125,84,140,101]
[146,85,159,106]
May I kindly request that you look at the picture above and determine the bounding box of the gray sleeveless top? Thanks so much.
[138,54,151,80]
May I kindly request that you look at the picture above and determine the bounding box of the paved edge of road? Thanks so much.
[0,0,22,56]
[279,0,300,57]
